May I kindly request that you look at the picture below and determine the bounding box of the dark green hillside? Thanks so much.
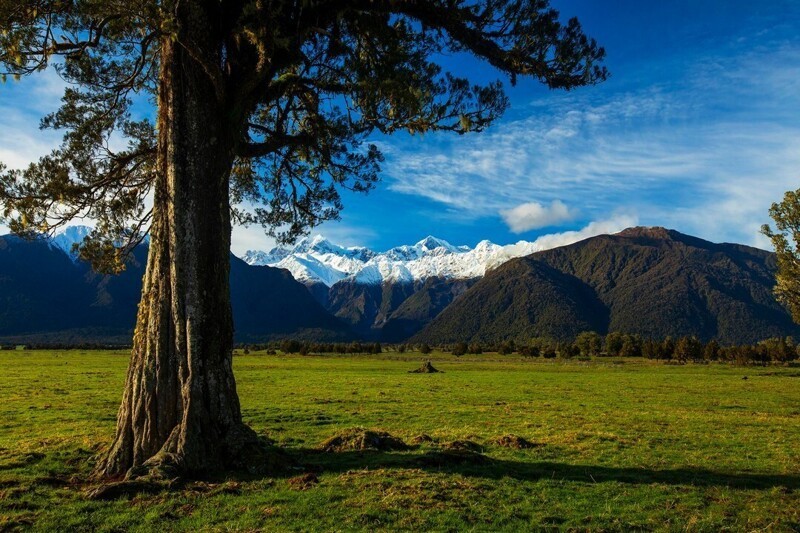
[413,259,607,344]
[380,277,477,341]
[0,236,94,336]
[0,236,351,343]
[414,227,799,345]
[229,257,351,342]
[326,279,417,337]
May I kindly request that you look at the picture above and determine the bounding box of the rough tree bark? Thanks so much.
[98,8,258,478]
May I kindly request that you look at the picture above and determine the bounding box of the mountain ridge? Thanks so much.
[412,227,797,345]
[0,233,352,344]
[242,234,544,287]
[2,225,793,345]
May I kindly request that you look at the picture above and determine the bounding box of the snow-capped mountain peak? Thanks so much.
[242,247,290,265]
[242,234,541,287]
[416,235,453,252]
[50,225,93,260]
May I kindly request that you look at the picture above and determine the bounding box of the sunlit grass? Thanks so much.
[1,350,798,531]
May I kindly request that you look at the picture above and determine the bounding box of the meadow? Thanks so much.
[0,350,799,531]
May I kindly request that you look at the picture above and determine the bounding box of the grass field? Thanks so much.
[1,350,799,531]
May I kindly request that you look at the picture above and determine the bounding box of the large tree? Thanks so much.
[763,189,800,323]
[0,0,606,478]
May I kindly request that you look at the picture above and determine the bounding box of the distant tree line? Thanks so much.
[239,340,384,356]
[0,342,131,350]
[432,332,798,366]
[233,332,800,366]
[6,333,799,366]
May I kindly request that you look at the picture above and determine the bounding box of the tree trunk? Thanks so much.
[98,12,257,478]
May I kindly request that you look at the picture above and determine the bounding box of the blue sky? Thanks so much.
[2,1,800,254]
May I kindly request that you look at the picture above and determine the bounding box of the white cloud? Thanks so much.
[500,200,575,233]
[0,69,66,170]
[230,225,277,257]
[530,213,640,251]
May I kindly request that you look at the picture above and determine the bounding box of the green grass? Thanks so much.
[1,350,799,531]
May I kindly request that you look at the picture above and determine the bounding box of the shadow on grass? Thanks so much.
[283,448,800,491]
[7,444,797,498]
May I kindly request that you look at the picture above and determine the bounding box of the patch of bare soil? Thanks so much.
[319,428,410,452]
[442,440,483,453]
[411,434,436,445]
[408,361,442,373]
[287,473,319,491]
[494,434,539,449]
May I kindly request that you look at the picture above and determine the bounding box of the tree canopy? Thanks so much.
[763,189,800,322]
[1,0,607,271]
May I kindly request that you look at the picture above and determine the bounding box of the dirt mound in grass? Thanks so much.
[408,361,442,373]
[442,440,483,453]
[320,428,410,452]
[494,434,538,449]
[287,473,319,491]
[411,434,436,444]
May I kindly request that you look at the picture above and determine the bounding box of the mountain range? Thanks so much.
[243,234,545,286]
[0,233,349,344]
[0,226,796,345]
[413,227,799,345]
[242,234,566,338]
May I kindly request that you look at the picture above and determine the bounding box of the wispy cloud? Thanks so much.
[0,70,65,170]
[384,40,800,248]
[500,200,575,233]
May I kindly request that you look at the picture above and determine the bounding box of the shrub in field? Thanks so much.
[575,331,603,357]
[498,341,515,355]
[519,345,540,358]
[468,343,483,355]
[452,342,468,357]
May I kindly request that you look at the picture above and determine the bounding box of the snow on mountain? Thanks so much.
[45,226,549,286]
[50,225,93,260]
[242,233,543,287]
[48,224,150,261]
[242,248,290,265]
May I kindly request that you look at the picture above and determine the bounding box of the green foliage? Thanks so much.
[558,341,579,359]
[757,337,797,363]
[1,1,607,271]
[498,340,515,355]
[575,331,602,356]
[604,331,624,356]
[763,189,800,323]
[674,336,704,363]
[619,335,642,358]
[452,342,468,357]
[703,339,720,361]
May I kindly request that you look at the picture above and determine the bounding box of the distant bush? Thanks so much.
[467,343,483,355]
[575,331,602,357]
[452,342,468,357]
[498,341,515,355]
[419,344,431,355]
[558,343,580,359]
[519,345,539,358]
